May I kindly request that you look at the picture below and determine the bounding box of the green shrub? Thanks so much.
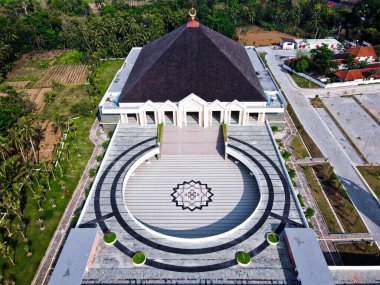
[267,232,280,244]
[297,193,305,207]
[52,80,63,89]
[89,168,98,177]
[157,123,164,144]
[288,168,296,179]
[222,122,228,143]
[59,50,84,64]
[271,125,279,132]
[43,91,58,104]
[282,151,292,160]
[304,207,315,219]
[236,251,251,265]
[96,154,104,162]
[70,99,94,116]
[103,232,117,244]
[102,140,110,149]
[132,251,146,265]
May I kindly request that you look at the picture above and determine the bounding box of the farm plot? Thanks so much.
[23,88,52,113]
[39,121,61,161]
[35,65,89,88]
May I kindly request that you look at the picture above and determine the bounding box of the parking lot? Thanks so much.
[355,93,380,121]
[323,96,380,165]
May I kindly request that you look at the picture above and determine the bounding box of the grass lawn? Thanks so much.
[93,59,124,95]
[335,243,380,265]
[357,166,380,200]
[289,73,320,88]
[290,135,309,159]
[287,105,323,158]
[313,164,368,233]
[301,165,343,234]
[11,115,95,284]
[40,85,90,119]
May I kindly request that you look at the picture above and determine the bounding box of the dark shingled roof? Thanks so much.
[119,23,266,103]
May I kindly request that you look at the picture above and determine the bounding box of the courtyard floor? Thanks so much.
[78,124,304,284]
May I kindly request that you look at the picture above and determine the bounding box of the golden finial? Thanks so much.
[189,7,196,21]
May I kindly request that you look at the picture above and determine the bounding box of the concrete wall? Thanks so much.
[284,64,380,88]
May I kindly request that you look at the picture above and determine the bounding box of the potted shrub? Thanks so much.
[267,232,280,245]
[103,232,117,245]
[132,251,146,266]
[236,251,251,267]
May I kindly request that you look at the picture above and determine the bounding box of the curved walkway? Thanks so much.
[80,123,303,284]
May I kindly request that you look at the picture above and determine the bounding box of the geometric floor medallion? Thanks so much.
[171,180,213,211]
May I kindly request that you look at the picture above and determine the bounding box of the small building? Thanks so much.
[280,37,296,50]
[281,38,340,50]
[49,228,99,285]
[345,46,378,63]
[335,66,380,82]
[285,228,335,285]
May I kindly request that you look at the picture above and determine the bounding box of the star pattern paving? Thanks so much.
[171,180,213,211]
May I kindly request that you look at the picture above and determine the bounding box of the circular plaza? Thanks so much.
[124,155,261,241]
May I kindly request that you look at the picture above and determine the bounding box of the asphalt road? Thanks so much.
[257,46,380,246]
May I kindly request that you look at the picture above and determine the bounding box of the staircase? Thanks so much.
[161,125,224,156]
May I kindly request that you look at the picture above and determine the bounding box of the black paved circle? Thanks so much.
[93,136,291,271]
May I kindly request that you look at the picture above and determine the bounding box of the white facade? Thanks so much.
[281,38,340,50]
[99,48,285,128]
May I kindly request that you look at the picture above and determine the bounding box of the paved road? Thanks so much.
[257,47,380,246]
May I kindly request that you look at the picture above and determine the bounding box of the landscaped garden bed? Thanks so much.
[267,232,280,245]
[132,251,146,266]
[335,242,380,265]
[290,135,309,159]
[103,232,117,245]
[357,166,380,200]
[313,164,367,233]
[301,165,344,234]
[236,251,251,266]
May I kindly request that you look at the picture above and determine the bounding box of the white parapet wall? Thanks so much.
[283,64,380,89]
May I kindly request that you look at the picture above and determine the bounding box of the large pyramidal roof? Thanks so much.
[119,21,266,103]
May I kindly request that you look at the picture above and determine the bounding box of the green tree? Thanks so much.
[294,58,310,73]
[309,44,338,75]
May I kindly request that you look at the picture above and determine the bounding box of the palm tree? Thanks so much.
[17,116,39,162]
[0,136,12,161]
[0,216,13,238]
[36,218,45,231]
[8,128,26,162]
[0,241,15,265]
[52,113,67,137]
[16,222,27,242]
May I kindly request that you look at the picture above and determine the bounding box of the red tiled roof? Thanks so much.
[335,67,380,81]
[345,46,378,59]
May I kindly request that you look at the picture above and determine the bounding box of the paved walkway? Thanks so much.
[32,119,104,285]
[283,113,342,265]
[80,123,302,284]
[258,46,380,247]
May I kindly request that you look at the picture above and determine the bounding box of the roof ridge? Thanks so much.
[120,25,186,100]
[200,26,264,98]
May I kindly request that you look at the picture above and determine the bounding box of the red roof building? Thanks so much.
[335,67,380,82]
[345,46,378,62]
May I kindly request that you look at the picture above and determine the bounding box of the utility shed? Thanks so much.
[49,228,99,285]
[285,228,335,285]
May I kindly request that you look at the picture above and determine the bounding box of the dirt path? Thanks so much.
[237,26,297,46]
